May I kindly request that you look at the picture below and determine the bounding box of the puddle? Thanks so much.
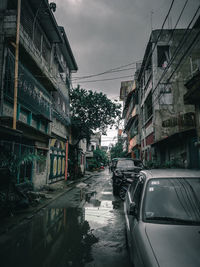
[101,191,112,195]
[85,191,97,202]
[85,200,116,229]
[0,207,98,267]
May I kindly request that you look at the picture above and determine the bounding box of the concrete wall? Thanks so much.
[152,30,199,143]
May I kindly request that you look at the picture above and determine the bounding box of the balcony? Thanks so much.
[128,134,140,152]
[3,12,68,96]
[4,52,51,121]
[162,112,195,129]
[53,104,70,126]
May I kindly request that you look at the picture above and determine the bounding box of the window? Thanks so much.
[157,46,169,68]
[144,92,152,121]
[62,102,66,113]
[144,178,200,223]
[117,160,135,168]
[131,180,144,216]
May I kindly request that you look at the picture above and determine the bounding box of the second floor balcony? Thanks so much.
[4,51,51,121]
[3,10,70,97]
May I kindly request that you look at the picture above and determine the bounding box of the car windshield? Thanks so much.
[117,160,135,168]
[143,178,200,224]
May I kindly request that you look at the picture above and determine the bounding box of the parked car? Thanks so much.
[112,158,144,195]
[124,169,200,267]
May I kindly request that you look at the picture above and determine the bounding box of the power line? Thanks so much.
[72,61,141,81]
[127,2,200,134]
[73,75,134,84]
[72,67,136,81]
[138,3,200,118]
[151,4,200,108]
[139,0,175,80]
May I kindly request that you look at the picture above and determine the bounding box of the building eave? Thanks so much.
[58,26,78,72]
[29,0,63,43]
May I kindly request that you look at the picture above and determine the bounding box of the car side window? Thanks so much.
[131,180,143,215]
[130,179,138,195]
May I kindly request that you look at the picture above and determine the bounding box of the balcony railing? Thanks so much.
[4,51,51,121]
[52,104,70,126]
[3,13,69,96]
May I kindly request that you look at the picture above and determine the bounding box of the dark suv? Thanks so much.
[111,158,144,195]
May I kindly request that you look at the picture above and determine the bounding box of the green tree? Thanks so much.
[110,141,128,159]
[88,148,108,170]
[70,86,121,143]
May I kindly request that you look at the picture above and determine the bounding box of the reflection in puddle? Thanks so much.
[85,201,115,228]
[85,191,97,202]
[101,191,112,195]
[0,208,98,267]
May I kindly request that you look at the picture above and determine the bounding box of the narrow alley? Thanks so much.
[0,168,131,267]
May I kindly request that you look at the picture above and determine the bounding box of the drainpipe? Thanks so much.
[13,0,21,129]
[65,138,69,180]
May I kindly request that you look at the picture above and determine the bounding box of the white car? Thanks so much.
[124,169,200,267]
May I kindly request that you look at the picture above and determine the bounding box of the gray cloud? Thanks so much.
[54,0,200,98]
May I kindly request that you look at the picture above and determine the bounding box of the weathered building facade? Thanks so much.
[122,28,200,168]
[0,0,77,189]
[184,17,200,168]
[85,132,101,170]
[120,80,135,155]
[121,75,141,158]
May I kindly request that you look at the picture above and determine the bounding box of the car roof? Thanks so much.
[140,169,200,179]
[112,158,142,161]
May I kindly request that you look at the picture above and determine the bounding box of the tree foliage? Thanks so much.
[88,148,108,170]
[70,86,121,143]
[110,141,128,159]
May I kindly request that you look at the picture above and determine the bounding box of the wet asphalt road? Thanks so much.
[0,168,132,267]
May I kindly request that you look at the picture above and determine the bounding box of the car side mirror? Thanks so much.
[129,202,137,216]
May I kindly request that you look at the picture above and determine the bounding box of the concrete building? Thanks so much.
[0,0,77,189]
[184,16,200,168]
[121,74,141,158]
[138,29,200,167]
[121,28,200,168]
[85,132,101,169]
[120,80,136,156]
[78,138,87,175]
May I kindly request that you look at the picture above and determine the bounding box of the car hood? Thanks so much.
[145,223,200,267]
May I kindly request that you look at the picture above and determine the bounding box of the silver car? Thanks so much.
[124,169,200,267]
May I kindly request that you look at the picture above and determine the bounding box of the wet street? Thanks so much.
[0,168,131,267]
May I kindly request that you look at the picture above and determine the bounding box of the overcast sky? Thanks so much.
[53,0,200,145]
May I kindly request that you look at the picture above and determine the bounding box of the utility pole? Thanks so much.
[13,0,21,129]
